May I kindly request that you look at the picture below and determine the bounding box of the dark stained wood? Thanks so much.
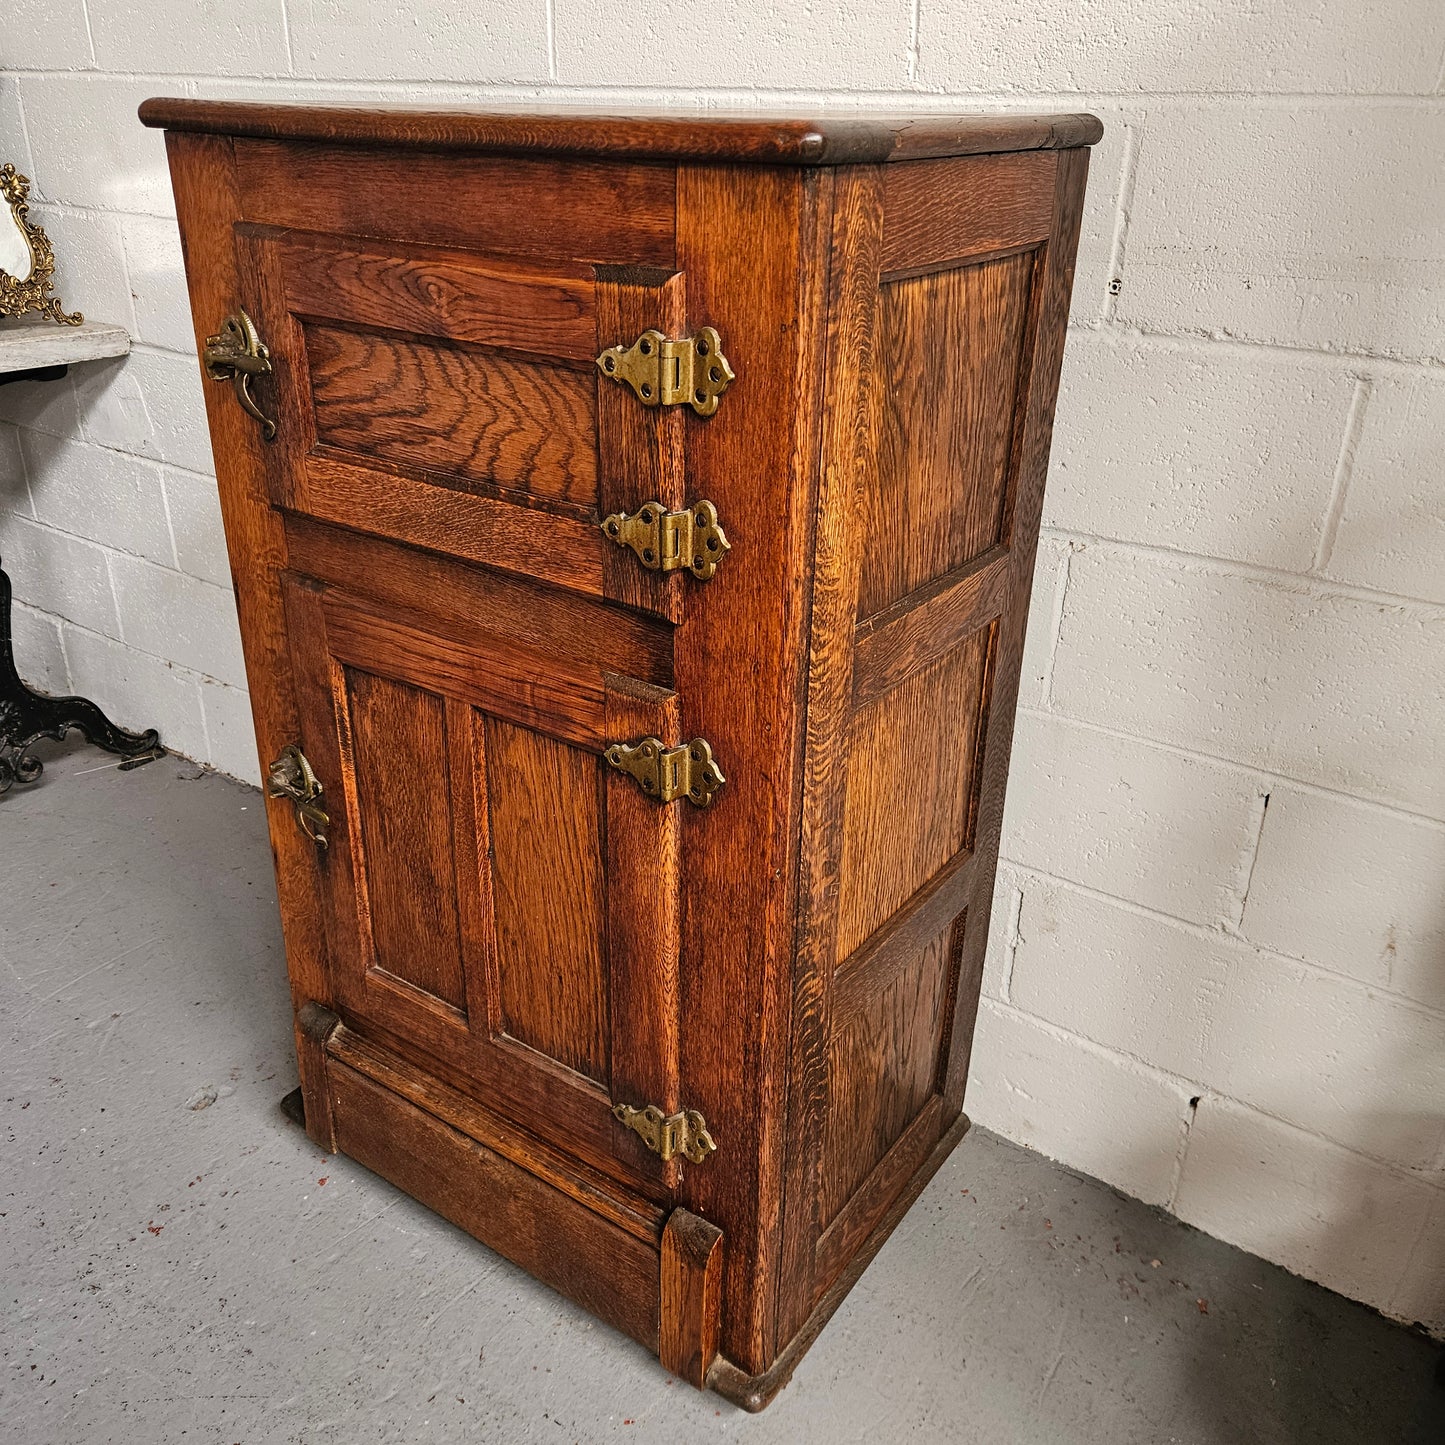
[941,146,1093,1120]
[852,545,1011,708]
[292,452,604,598]
[278,571,681,1195]
[326,1021,667,1243]
[595,269,687,623]
[881,151,1056,276]
[153,103,1098,1410]
[776,163,888,1350]
[605,673,684,1188]
[660,1209,724,1387]
[280,515,674,691]
[328,1060,661,1348]
[142,97,1104,165]
[820,932,954,1225]
[273,231,598,358]
[777,141,1091,1354]
[670,161,832,1375]
[342,669,468,1012]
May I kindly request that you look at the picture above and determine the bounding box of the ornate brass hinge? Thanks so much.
[601,499,730,580]
[596,327,734,416]
[605,736,724,808]
[267,743,329,849]
[613,1103,717,1165]
[204,309,276,441]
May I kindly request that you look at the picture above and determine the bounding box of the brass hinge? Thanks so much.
[613,1103,717,1165]
[605,736,725,808]
[596,327,734,416]
[601,499,730,580]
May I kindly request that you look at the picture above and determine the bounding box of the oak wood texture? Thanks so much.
[154,101,1096,1410]
[329,1060,661,1348]
[141,98,1104,165]
[660,1209,725,1387]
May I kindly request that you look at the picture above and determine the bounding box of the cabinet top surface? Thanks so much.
[138,98,1102,165]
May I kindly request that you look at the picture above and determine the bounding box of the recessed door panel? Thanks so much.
[279,569,682,1193]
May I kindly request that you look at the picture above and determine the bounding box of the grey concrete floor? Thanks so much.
[2,740,1442,1445]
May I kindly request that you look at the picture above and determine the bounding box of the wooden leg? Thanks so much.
[659,1207,724,1388]
[294,1001,341,1151]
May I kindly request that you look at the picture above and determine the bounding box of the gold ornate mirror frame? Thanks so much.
[0,163,82,326]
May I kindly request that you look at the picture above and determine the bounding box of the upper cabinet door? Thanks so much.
[277,555,690,1195]
[235,223,702,622]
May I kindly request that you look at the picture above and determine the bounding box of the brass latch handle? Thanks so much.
[267,743,329,849]
[203,310,276,441]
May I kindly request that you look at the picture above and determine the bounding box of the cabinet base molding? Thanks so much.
[707,1112,971,1411]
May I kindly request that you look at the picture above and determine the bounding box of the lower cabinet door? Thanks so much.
[276,569,686,1195]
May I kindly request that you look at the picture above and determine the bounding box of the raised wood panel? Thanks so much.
[819,917,958,1226]
[834,627,993,962]
[275,233,598,359]
[857,250,1038,619]
[484,717,609,1084]
[322,587,608,749]
[234,140,677,266]
[304,322,598,508]
[338,667,467,1013]
[327,1021,667,1244]
[880,151,1057,276]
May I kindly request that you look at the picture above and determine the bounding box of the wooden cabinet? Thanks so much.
[143,100,1101,1409]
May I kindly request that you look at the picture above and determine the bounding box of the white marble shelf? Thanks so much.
[0,319,131,376]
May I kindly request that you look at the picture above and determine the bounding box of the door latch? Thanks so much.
[267,743,329,848]
[204,309,276,441]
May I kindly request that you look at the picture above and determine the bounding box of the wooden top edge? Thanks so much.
[137,98,1104,163]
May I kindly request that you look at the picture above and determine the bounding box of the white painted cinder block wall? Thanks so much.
[2,2,1442,1334]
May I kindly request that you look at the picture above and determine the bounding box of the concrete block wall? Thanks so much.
[2,2,1442,1335]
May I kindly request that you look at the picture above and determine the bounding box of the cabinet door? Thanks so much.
[238,224,692,623]
[278,568,685,1194]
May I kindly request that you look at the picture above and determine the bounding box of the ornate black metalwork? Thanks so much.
[0,551,164,794]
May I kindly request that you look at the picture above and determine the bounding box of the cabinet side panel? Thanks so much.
[782,148,1092,1350]
[833,628,992,960]
[163,132,334,1142]
[857,253,1037,617]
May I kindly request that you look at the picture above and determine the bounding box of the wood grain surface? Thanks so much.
[142,97,1103,165]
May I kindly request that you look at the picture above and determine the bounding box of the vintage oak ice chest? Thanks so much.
[142,99,1100,1408]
